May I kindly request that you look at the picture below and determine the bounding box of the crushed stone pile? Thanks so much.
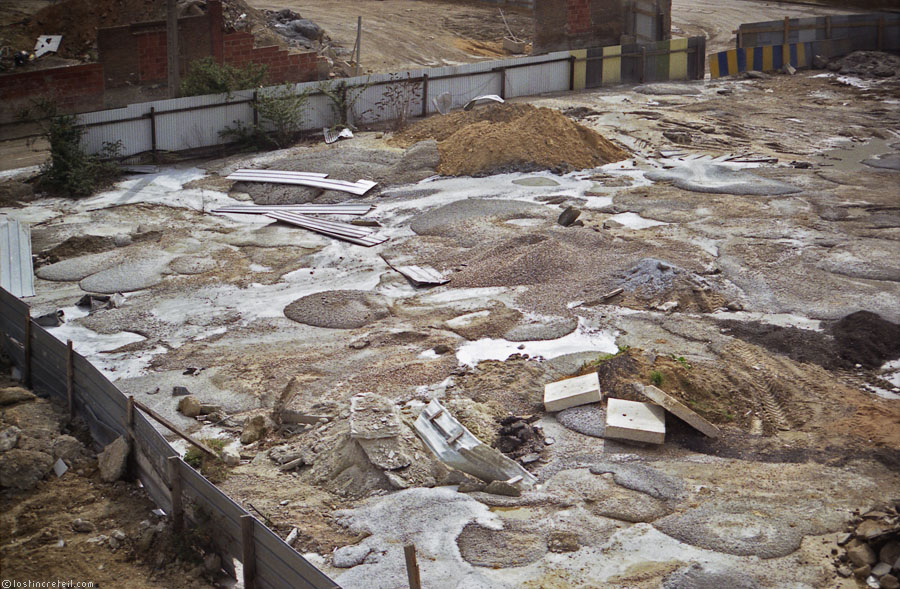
[391,103,628,176]
[833,502,900,585]
[828,51,900,78]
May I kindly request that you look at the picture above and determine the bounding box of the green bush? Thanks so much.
[21,100,121,198]
[650,370,664,387]
[180,57,268,97]
[256,84,311,147]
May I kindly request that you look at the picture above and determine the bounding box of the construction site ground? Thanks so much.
[3,51,899,587]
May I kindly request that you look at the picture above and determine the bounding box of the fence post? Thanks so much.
[167,456,184,533]
[404,544,422,589]
[421,74,428,117]
[568,56,576,91]
[23,312,31,389]
[498,68,506,99]
[66,340,74,421]
[241,515,257,589]
[149,107,158,163]
[252,90,259,127]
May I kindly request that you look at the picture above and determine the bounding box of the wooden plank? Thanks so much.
[0,286,30,316]
[132,399,219,459]
[67,341,74,421]
[24,316,31,388]
[133,444,174,514]
[405,545,422,589]
[253,519,340,589]
[242,516,257,589]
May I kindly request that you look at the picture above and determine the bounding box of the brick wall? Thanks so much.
[0,64,105,123]
[137,31,168,82]
[535,0,628,53]
[221,31,317,84]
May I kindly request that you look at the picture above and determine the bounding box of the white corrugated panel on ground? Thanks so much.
[266,211,387,246]
[0,218,35,298]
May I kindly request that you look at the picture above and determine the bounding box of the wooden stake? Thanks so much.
[167,456,184,533]
[241,515,257,589]
[23,314,31,388]
[404,544,422,589]
[131,399,219,459]
[355,16,362,77]
[66,340,74,421]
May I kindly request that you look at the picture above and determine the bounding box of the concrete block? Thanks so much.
[544,372,602,412]
[605,398,665,444]
[636,383,720,438]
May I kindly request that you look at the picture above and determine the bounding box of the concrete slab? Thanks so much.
[636,383,720,438]
[605,398,665,444]
[544,372,602,413]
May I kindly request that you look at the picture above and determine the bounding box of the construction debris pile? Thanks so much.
[391,103,628,176]
[827,51,900,78]
[835,504,900,588]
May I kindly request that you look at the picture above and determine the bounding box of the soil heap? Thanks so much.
[391,103,628,176]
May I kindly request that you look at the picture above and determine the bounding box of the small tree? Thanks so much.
[317,79,369,130]
[180,57,268,97]
[373,73,422,131]
[256,84,311,147]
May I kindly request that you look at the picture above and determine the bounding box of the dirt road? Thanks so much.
[245,0,859,73]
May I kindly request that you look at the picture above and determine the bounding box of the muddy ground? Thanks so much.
[3,60,900,588]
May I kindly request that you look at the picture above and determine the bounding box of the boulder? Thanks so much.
[98,436,130,482]
[290,19,322,40]
[222,447,241,466]
[0,449,54,489]
[0,387,35,406]
[178,395,202,418]
[240,415,269,445]
[848,542,877,567]
[557,206,582,227]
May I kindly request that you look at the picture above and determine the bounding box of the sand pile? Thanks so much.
[391,103,628,176]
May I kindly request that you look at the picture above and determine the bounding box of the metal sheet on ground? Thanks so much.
[213,204,373,216]
[266,211,388,247]
[227,171,377,196]
[0,218,35,298]
[381,256,449,286]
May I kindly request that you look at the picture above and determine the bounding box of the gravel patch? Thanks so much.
[284,290,392,329]
[456,522,547,567]
[36,250,124,282]
[557,404,606,438]
[79,255,171,294]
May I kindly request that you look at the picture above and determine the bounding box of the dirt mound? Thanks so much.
[391,103,628,176]
[831,311,900,369]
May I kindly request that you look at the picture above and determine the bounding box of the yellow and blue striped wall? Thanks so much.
[572,36,706,90]
[709,42,813,78]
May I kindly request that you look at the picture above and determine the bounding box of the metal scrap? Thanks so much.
[414,400,537,487]
[324,127,354,144]
[265,211,388,246]
[463,95,504,111]
[227,169,377,196]
[213,204,373,216]
[34,35,62,58]
[380,255,449,287]
[0,217,35,298]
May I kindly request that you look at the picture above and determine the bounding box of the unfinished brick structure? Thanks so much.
[0,0,317,123]
[534,0,672,54]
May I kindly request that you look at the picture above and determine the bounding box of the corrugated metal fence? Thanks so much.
[0,286,339,589]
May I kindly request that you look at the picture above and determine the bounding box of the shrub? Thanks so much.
[372,73,422,131]
[180,57,268,97]
[184,438,228,482]
[318,79,368,130]
[650,371,664,387]
[256,84,311,147]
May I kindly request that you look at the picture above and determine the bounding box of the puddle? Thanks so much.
[608,212,668,229]
[456,319,617,367]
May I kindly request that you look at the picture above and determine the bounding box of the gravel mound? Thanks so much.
[284,290,391,329]
[36,250,123,282]
[646,162,801,196]
[408,198,547,248]
[391,103,628,176]
[831,311,900,369]
[456,523,547,567]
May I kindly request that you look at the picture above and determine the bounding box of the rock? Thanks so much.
[0,425,22,452]
[0,387,35,406]
[547,531,579,553]
[172,386,191,397]
[837,565,853,578]
[52,435,84,465]
[880,542,900,567]
[108,536,120,549]
[112,530,126,541]
[874,563,892,577]
[881,575,899,589]
[113,233,132,247]
[663,130,692,145]
[519,452,541,464]
[34,310,63,327]
[98,436,130,483]
[458,480,485,493]
[855,565,873,578]
[222,447,240,466]
[849,543,878,567]
[385,471,409,490]
[557,206,582,227]
[433,344,451,355]
[72,518,95,533]
[199,403,221,414]
[177,395,202,418]
[203,552,222,574]
[483,480,522,497]
[349,339,369,350]
[0,448,54,489]
[333,543,372,568]
[240,415,269,444]
[289,18,322,40]
[858,519,892,541]
[349,393,401,439]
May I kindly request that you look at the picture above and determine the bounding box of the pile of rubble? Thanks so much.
[267,9,324,50]
[836,504,900,588]
[827,51,900,79]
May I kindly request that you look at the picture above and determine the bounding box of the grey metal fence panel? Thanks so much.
[180,464,245,556]
[254,519,340,589]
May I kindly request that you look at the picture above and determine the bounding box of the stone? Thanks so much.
[356,437,411,470]
[557,206,582,227]
[635,383,719,438]
[0,425,22,452]
[837,533,853,546]
[856,565,873,578]
[483,480,522,497]
[874,563,892,577]
[172,386,190,397]
[837,566,853,578]
[881,575,899,589]
[858,519,892,541]
[113,233,132,247]
[458,480,485,493]
[108,536,120,549]
[880,541,900,566]
[433,344,451,355]
[0,449,54,489]
[112,530,126,541]
[605,398,666,444]
[547,532,580,553]
[0,387,35,406]
[72,518,95,533]
[385,471,409,490]
[349,393,401,439]
[52,435,84,465]
[543,372,602,413]
[199,403,221,414]
[333,543,372,568]
[849,543,878,568]
[222,447,240,466]
[98,436,130,483]
[34,311,63,327]
[240,415,269,444]
[177,395,202,417]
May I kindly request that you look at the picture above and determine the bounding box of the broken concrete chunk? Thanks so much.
[98,436,130,482]
[0,425,22,452]
[635,383,719,438]
[349,393,401,439]
[240,415,269,444]
[605,398,665,444]
[483,480,522,497]
[356,437,411,470]
[544,372,602,413]
[222,447,240,466]
[177,395,202,417]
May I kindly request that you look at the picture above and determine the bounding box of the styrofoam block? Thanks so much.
[605,398,665,444]
[544,372,602,412]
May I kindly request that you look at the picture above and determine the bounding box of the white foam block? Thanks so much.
[544,372,602,412]
[605,398,665,444]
